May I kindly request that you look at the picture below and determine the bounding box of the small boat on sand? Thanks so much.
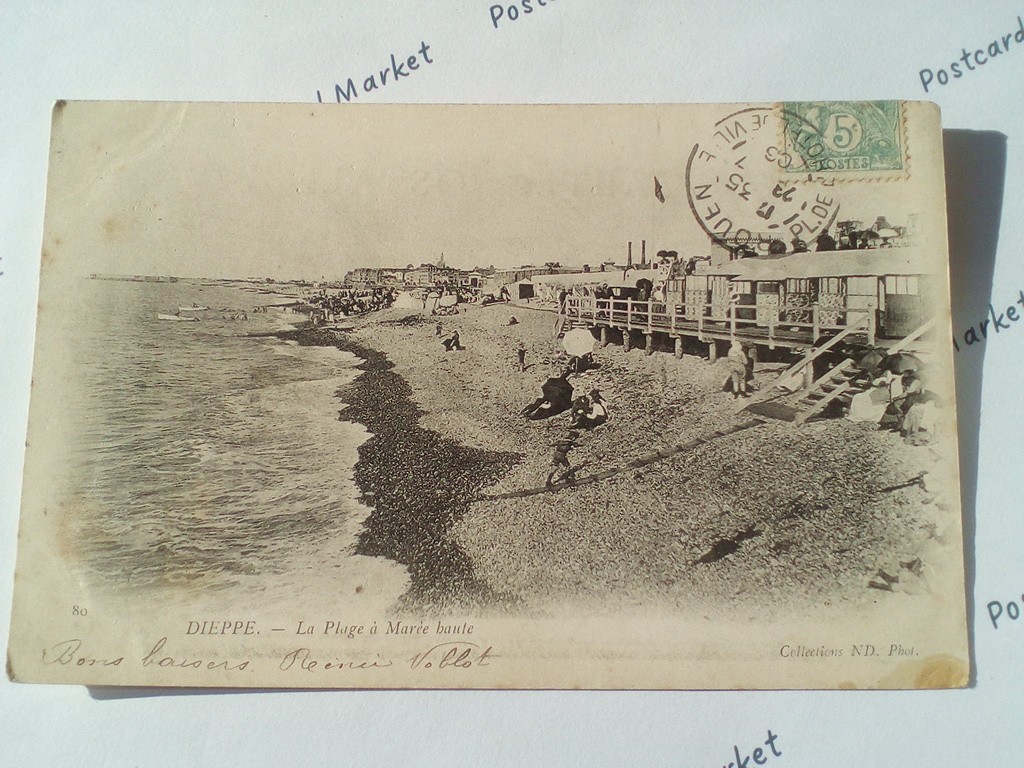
[158,313,199,322]
[178,305,210,312]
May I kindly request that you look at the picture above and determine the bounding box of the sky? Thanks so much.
[39,101,943,280]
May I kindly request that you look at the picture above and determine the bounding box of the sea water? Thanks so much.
[56,278,409,614]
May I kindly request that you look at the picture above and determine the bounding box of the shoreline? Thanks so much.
[280,326,521,611]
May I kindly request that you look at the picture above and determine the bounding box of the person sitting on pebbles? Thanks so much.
[567,353,596,375]
[582,389,608,428]
[570,389,609,430]
[442,330,463,351]
[569,395,591,428]
[521,369,574,420]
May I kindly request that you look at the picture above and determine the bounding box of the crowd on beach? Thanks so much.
[306,287,397,321]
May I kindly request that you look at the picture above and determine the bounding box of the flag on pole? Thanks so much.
[654,176,665,203]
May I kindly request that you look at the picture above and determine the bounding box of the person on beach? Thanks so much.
[567,353,596,375]
[569,389,608,429]
[581,389,608,429]
[442,331,462,351]
[726,342,750,398]
[516,341,527,371]
[546,432,579,488]
[880,370,926,433]
[569,395,590,428]
[521,372,574,420]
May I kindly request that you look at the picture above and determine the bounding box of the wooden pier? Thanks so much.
[564,296,878,358]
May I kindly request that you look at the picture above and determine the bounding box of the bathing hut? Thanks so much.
[698,246,937,339]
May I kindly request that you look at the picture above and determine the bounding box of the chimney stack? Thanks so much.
[641,239,647,265]
[627,241,633,267]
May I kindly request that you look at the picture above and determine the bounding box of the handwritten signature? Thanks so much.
[279,647,394,672]
[408,642,495,670]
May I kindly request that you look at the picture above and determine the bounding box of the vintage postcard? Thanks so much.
[8,101,969,689]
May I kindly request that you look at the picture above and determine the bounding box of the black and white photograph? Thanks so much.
[7,100,968,689]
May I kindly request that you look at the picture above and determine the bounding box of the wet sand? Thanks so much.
[291,303,961,618]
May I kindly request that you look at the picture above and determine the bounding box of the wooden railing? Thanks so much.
[565,296,878,347]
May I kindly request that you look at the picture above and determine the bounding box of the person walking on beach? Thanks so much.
[546,432,579,489]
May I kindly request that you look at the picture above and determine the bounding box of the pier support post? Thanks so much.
[708,340,718,363]
[599,326,608,348]
[803,362,814,391]
[623,331,632,353]
[645,333,654,356]
[674,336,684,359]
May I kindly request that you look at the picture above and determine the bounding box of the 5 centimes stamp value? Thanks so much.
[686,106,841,254]
[781,100,906,176]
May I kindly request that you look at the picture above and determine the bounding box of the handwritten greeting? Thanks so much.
[41,635,497,676]
[39,617,491,677]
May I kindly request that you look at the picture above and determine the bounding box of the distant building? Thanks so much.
[457,271,484,290]
[344,267,382,287]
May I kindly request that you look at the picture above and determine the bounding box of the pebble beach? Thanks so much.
[292,302,963,619]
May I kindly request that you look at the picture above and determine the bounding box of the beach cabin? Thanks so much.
[701,247,937,340]
[514,278,535,301]
[559,242,942,371]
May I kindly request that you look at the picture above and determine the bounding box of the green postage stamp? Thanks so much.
[782,101,905,175]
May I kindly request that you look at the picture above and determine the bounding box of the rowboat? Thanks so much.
[178,305,210,312]
[158,313,199,322]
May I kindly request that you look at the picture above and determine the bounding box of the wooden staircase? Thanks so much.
[746,359,870,423]
[791,359,869,424]
[743,317,936,425]
[553,312,589,340]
